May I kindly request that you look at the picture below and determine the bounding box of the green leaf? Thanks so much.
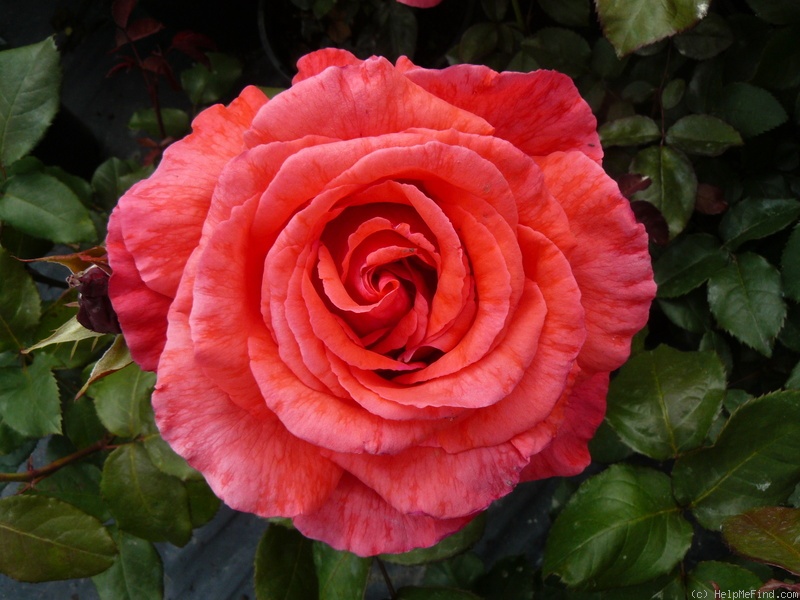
[0,355,61,437]
[25,314,104,354]
[556,572,685,599]
[92,528,164,600]
[630,146,697,239]
[91,158,153,210]
[588,419,634,464]
[381,513,485,565]
[753,26,800,90]
[599,116,661,148]
[788,360,800,389]
[424,553,485,589]
[66,404,107,449]
[397,588,482,600]
[474,555,534,600]
[658,290,712,334]
[673,390,800,530]
[0,172,96,243]
[0,38,61,167]
[715,83,788,139]
[388,3,418,60]
[520,28,591,77]
[30,463,108,521]
[595,0,710,56]
[687,561,762,596]
[0,246,40,352]
[539,0,590,26]
[181,53,243,106]
[542,464,692,590]
[185,478,220,528]
[661,79,686,110]
[654,233,730,298]
[707,253,786,357]
[722,507,800,575]
[143,433,200,481]
[720,198,800,250]
[673,14,733,60]
[101,444,193,546]
[77,335,133,398]
[665,115,743,157]
[480,0,508,21]
[590,37,628,79]
[128,108,190,139]
[255,525,318,600]
[0,495,116,582]
[88,363,156,438]
[312,542,370,600]
[506,51,539,73]
[458,23,498,63]
[687,59,724,114]
[606,346,726,460]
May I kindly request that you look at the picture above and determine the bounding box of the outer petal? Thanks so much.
[154,251,342,517]
[294,48,363,84]
[293,474,474,556]
[398,61,602,163]
[117,86,268,298]
[246,56,493,147]
[537,151,655,374]
[330,442,528,520]
[518,369,609,480]
[106,219,171,371]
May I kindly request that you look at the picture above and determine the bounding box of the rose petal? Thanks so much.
[518,369,609,480]
[106,220,171,371]
[293,473,474,556]
[398,61,603,163]
[537,151,655,373]
[434,226,585,451]
[154,252,342,517]
[294,48,363,84]
[246,55,494,148]
[248,332,449,454]
[330,442,528,520]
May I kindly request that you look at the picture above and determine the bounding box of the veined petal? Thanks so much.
[293,474,474,557]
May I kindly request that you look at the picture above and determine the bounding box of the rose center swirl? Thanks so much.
[316,200,457,369]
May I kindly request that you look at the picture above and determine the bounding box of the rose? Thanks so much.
[107,48,655,556]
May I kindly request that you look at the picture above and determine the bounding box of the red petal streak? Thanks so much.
[434,227,585,451]
[398,61,602,163]
[293,48,363,84]
[154,252,342,517]
[519,369,609,480]
[331,443,527,520]
[106,215,170,371]
[249,330,449,454]
[293,473,474,556]
[246,56,493,147]
[538,151,655,373]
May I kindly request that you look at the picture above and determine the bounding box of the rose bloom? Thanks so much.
[107,49,655,556]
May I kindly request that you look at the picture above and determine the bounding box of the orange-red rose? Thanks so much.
[107,49,655,556]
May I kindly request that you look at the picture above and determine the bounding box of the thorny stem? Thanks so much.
[0,434,115,483]
[376,557,397,600]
